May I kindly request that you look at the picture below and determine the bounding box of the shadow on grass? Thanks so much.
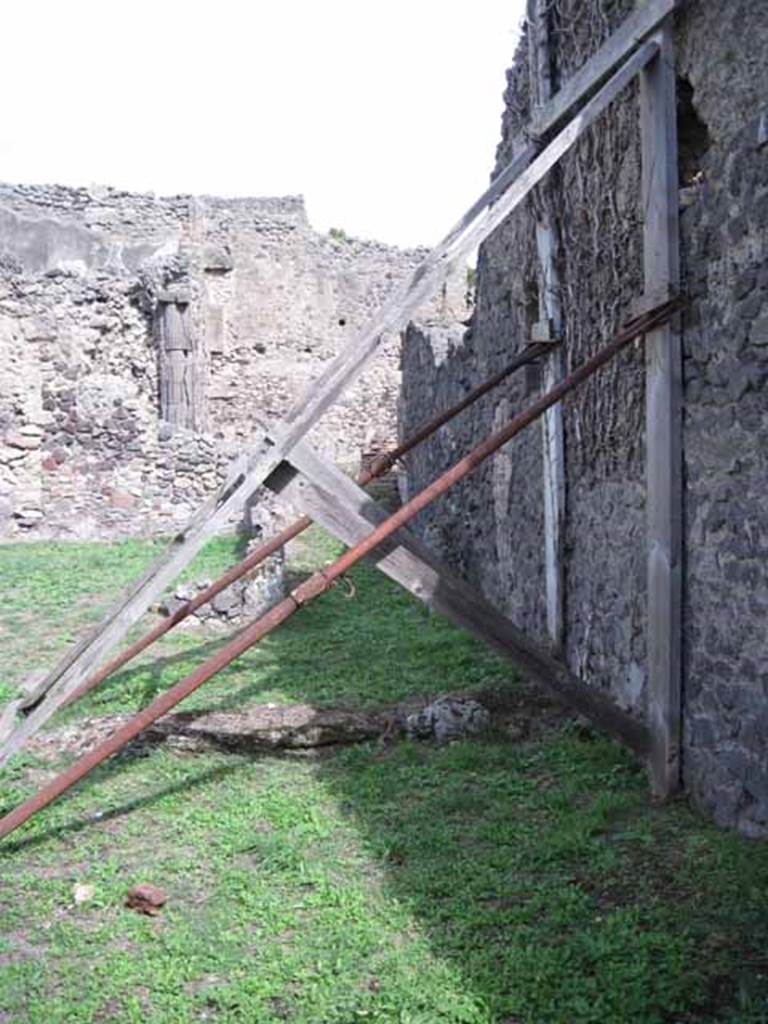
[10,718,768,1021]
[5,718,768,1020]
[314,736,768,1022]
[86,635,236,710]
[0,758,247,857]
[3,534,768,1021]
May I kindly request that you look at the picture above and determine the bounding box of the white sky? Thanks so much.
[1,1,526,248]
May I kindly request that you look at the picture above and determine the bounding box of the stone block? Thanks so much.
[108,490,137,510]
[405,697,490,744]
[206,305,226,354]
[156,289,191,305]
[4,431,40,450]
[202,245,234,272]
[751,316,768,347]
[13,507,43,521]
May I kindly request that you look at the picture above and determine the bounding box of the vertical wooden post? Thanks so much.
[528,0,566,649]
[640,21,682,798]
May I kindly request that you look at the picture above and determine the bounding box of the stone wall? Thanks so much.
[399,0,768,835]
[676,0,768,837]
[0,185,458,540]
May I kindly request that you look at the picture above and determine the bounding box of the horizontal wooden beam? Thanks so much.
[267,441,651,757]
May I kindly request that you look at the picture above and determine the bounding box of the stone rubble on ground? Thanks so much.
[405,696,490,743]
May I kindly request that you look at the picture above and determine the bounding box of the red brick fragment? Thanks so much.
[124,883,167,916]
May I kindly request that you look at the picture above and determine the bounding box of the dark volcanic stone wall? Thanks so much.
[676,1,768,836]
[402,0,645,699]
[400,0,768,835]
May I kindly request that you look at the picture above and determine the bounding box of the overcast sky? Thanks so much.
[1,1,526,248]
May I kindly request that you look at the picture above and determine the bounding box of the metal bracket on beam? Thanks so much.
[626,286,678,326]
[531,319,563,345]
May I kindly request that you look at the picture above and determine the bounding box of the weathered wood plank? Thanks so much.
[640,21,682,797]
[529,0,566,650]
[0,700,22,747]
[0,28,660,769]
[440,38,659,269]
[530,0,677,138]
[8,140,536,734]
[539,292,567,648]
[267,441,651,756]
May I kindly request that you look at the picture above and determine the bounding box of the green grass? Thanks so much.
[0,529,507,717]
[1,534,767,1023]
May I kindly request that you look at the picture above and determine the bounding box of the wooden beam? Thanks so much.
[267,441,651,757]
[0,445,282,768]
[538,223,567,650]
[530,0,677,138]
[628,284,676,324]
[436,39,659,273]
[640,21,682,797]
[0,700,22,747]
[279,37,662,450]
[0,28,661,770]
[528,0,566,650]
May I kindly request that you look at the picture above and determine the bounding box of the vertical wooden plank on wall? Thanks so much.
[528,0,566,650]
[538,229,566,650]
[640,20,682,798]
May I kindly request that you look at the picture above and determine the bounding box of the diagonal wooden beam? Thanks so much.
[0,347,551,769]
[267,441,650,757]
[0,31,661,771]
[529,0,677,138]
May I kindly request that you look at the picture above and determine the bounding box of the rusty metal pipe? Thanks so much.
[38,344,548,714]
[0,595,303,842]
[294,299,683,591]
[366,342,551,478]
[0,298,679,843]
[53,516,312,712]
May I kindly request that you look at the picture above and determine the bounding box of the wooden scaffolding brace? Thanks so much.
[0,0,682,840]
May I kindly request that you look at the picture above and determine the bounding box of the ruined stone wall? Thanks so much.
[400,0,768,834]
[0,185,447,540]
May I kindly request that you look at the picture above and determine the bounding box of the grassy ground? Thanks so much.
[0,533,767,1023]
